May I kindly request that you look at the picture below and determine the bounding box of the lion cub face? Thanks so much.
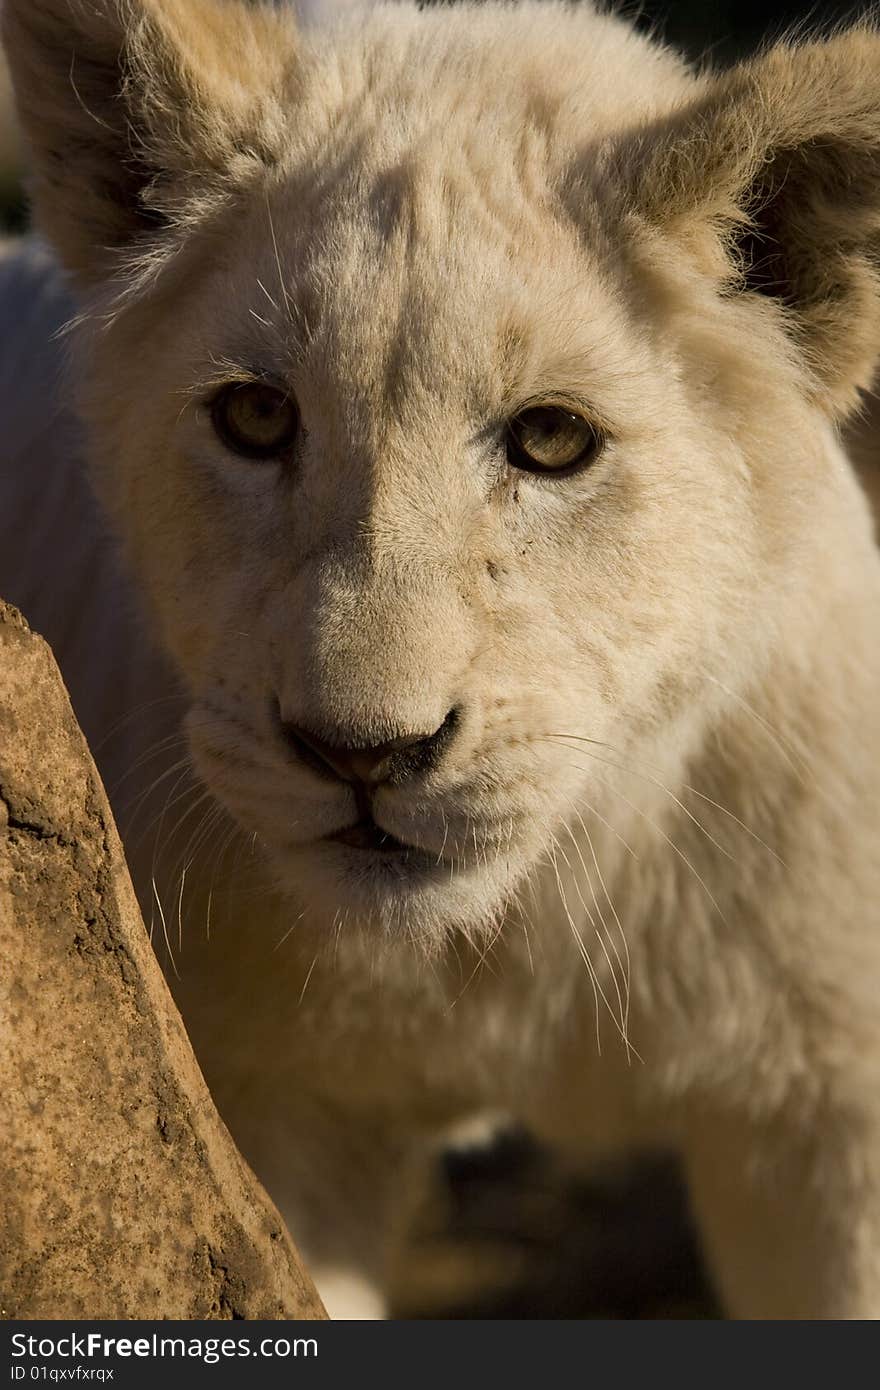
[5,1,880,942]
[87,158,747,941]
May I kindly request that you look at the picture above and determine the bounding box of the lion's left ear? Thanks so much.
[615,31,880,418]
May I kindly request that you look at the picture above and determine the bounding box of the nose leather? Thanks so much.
[293,730,420,785]
[282,708,459,787]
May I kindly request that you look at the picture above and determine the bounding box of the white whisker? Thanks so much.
[151,876,179,981]
[274,910,306,953]
[298,956,318,1004]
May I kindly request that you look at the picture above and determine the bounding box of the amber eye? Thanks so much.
[211,382,299,460]
[506,406,604,475]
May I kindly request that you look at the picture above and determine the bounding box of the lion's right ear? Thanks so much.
[1,0,296,286]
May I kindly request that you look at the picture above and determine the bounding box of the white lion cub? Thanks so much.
[3,0,880,1318]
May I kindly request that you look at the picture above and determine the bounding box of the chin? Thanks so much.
[266,835,527,951]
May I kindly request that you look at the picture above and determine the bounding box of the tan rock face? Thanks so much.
[0,600,326,1320]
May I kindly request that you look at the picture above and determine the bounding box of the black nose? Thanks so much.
[281,708,459,787]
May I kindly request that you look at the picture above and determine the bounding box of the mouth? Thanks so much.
[327,817,415,854]
[264,801,531,937]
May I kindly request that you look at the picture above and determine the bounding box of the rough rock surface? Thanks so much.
[0,600,326,1320]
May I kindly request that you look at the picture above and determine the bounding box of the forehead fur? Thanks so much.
[286,3,696,169]
[124,4,695,415]
[124,0,702,340]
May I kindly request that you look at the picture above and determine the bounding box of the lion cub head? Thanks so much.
[5,0,880,943]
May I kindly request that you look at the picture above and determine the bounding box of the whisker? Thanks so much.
[91,693,186,757]
[110,739,190,808]
[548,839,602,1054]
[177,863,187,954]
[274,911,306,953]
[448,914,506,1008]
[151,876,179,980]
[547,735,741,868]
[682,782,787,867]
[559,808,635,1058]
[117,756,194,840]
[298,955,318,1004]
[551,748,729,924]
[700,671,813,780]
[436,811,450,867]
[256,276,280,312]
[554,831,636,1058]
[265,190,295,326]
[577,796,640,861]
[547,730,785,867]
[567,801,638,1059]
[138,769,204,866]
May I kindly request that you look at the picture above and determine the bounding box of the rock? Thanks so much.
[0,600,326,1320]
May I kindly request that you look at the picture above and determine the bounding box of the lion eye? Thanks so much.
[506,406,603,475]
[211,382,299,460]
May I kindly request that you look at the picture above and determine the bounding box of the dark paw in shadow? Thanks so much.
[391,1131,719,1319]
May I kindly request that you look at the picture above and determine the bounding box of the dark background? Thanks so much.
[629,0,869,60]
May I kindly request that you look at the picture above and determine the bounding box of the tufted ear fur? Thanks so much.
[617,31,880,418]
[1,0,297,285]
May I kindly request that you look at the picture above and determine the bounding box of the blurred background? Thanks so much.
[0,41,23,234]
[631,0,868,59]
